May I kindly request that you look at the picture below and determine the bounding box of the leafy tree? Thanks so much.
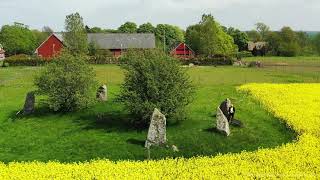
[185,24,202,54]
[118,49,194,127]
[226,27,249,51]
[185,14,236,56]
[0,23,37,56]
[296,31,314,55]
[265,31,281,56]
[313,33,320,55]
[32,30,50,47]
[137,23,155,33]
[63,12,88,55]
[118,22,137,33]
[35,51,97,112]
[247,30,262,42]
[88,41,99,56]
[155,24,185,52]
[255,22,270,40]
[104,29,119,33]
[85,26,106,33]
[278,27,300,57]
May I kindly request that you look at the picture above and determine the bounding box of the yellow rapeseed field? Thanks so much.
[0,83,319,179]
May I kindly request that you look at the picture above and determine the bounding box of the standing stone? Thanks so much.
[219,98,232,118]
[145,108,167,148]
[96,85,107,102]
[216,107,230,136]
[23,92,35,115]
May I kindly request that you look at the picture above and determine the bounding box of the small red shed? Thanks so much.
[170,43,195,59]
[35,34,64,58]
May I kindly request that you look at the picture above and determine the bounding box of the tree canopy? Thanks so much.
[137,23,155,33]
[63,12,88,55]
[118,22,138,33]
[225,27,249,51]
[313,33,320,55]
[0,23,37,56]
[255,22,270,41]
[118,49,194,126]
[186,14,236,56]
[154,24,185,52]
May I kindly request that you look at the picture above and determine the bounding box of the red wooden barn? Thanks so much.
[170,43,195,59]
[35,34,64,58]
[35,33,156,58]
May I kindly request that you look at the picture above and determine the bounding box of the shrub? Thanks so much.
[35,51,97,112]
[236,51,253,59]
[118,49,194,127]
[87,50,118,64]
[181,56,234,66]
[3,54,47,66]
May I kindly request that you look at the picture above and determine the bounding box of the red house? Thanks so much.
[35,34,64,58]
[35,33,156,58]
[170,43,195,59]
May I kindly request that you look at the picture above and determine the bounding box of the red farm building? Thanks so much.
[35,33,156,58]
[35,34,64,58]
[170,43,195,59]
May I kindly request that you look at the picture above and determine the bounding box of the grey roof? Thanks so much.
[53,33,64,42]
[53,33,155,49]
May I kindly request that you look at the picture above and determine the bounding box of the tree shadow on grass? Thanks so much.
[76,110,143,133]
[7,106,68,122]
[126,138,145,147]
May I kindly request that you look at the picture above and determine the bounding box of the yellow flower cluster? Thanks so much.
[0,84,319,179]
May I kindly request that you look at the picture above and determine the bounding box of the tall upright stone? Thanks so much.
[219,98,231,118]
[216,107,230,136]
[23,92,35,115]
[145,108,167,148]
[96,85,108,102]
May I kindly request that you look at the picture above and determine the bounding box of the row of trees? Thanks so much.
[2,14,320,57]
[247,23,320,56]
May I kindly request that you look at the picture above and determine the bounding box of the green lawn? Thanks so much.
[1,61,320,163]
[243,56,320,67]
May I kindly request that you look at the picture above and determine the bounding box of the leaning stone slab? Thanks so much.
[145,108,167,148]
[96,85,108,102]
[216,107,230,136]
[23,91,35,115]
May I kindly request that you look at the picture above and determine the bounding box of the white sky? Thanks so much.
[0,0,319,31]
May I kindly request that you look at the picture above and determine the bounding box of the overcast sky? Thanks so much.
[0,0,319,31]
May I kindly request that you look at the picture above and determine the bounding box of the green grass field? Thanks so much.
[243,56,320,67]
[0,60,320,163]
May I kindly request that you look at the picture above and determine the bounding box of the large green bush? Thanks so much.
[118,49,194,127]
[186,14,237,56]
[35,51,97,112]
